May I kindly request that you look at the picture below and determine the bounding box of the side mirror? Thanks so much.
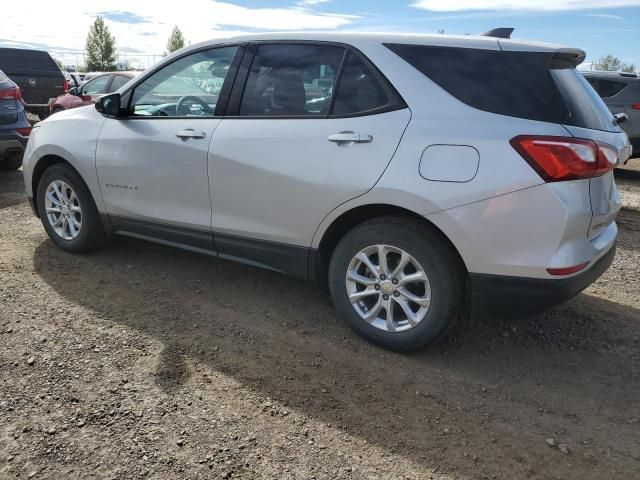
[69,86,79,96]
[95,93,122,117]
[614,112,628,125]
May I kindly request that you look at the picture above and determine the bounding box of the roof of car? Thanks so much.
[182,31,575,54]
[581,70,638,79]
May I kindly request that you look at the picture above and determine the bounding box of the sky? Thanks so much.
[2,0,639,70]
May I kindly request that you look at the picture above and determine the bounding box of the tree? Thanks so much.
[167,26,186,53]
[85,17,117,71]
[593,54,635,73]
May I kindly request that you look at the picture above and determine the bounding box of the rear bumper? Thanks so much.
[23,102,52,116]
[0,132,28,158]
[470,243,616,317]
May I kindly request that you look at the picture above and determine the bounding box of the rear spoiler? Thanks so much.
[550,48,586,68]
[481,28,514,39]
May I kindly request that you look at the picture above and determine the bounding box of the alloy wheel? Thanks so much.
[44,180,82,241]
[345,244,431,332]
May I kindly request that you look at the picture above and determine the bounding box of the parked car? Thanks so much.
[0,69,31,170]
[582,71,639,158]
[22,32,631,351]
[49,72,136,114]
[0,48,67,119]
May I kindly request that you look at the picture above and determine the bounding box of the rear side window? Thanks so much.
[331,52,389,116]
[0,48,60,72]
[595,79,627,98]
[386,44,619,132]
[239,44,344,117]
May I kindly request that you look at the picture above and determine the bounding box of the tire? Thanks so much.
[0,151,23,171]
[36,163,109,253]
[328,216,465,351]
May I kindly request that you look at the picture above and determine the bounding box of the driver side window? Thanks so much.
[130,46,238,117]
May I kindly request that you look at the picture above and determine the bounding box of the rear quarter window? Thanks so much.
[386,43,619,132]
[385,44,566,123]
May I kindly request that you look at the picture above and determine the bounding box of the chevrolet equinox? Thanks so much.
[23,33,632,351]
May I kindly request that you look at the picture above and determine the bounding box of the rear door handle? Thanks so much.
[176,129,207,140]
[328,131,373,145]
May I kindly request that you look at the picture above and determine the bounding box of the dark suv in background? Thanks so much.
[0,48,67,119]
[583,71,639,158]
[0,69,30,170]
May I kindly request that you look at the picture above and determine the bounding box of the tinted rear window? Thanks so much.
[386,44,619,132]
[551,69,619,132]
[0,48,60,72]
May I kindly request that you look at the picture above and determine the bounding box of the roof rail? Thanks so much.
[481,28,514,39]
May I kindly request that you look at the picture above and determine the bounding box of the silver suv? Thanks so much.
[582,71,639,158]
[22,33,631,351]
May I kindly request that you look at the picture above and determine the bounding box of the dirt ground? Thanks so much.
[0,163,639,480]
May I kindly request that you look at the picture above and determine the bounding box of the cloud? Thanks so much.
[1,0,356,66]
[296,0,332,5]
[581,13,625,20]
[97,11,151,25]
[411,0,640,11]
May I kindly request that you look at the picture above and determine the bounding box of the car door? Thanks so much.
[209,44,411,276]
[95,45,242,248]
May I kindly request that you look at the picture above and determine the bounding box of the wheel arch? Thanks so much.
[312,203,468,288]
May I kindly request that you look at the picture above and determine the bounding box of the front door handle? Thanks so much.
[328,131,373,146]
[176,129,207,140]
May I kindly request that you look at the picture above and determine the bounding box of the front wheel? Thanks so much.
[36,163,109,252]
[328,216,465,351]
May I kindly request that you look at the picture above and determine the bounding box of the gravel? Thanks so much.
[1,164,639,479]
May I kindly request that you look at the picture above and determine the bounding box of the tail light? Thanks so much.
[16,127,32,137]
[63,79,69,93]
[510,135,618,182]
[632,103,640,110]
[0,86,22,101]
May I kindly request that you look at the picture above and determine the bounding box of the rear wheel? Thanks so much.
[0,151,23,171]
[328,216,465,351]
[36,163,109,252]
